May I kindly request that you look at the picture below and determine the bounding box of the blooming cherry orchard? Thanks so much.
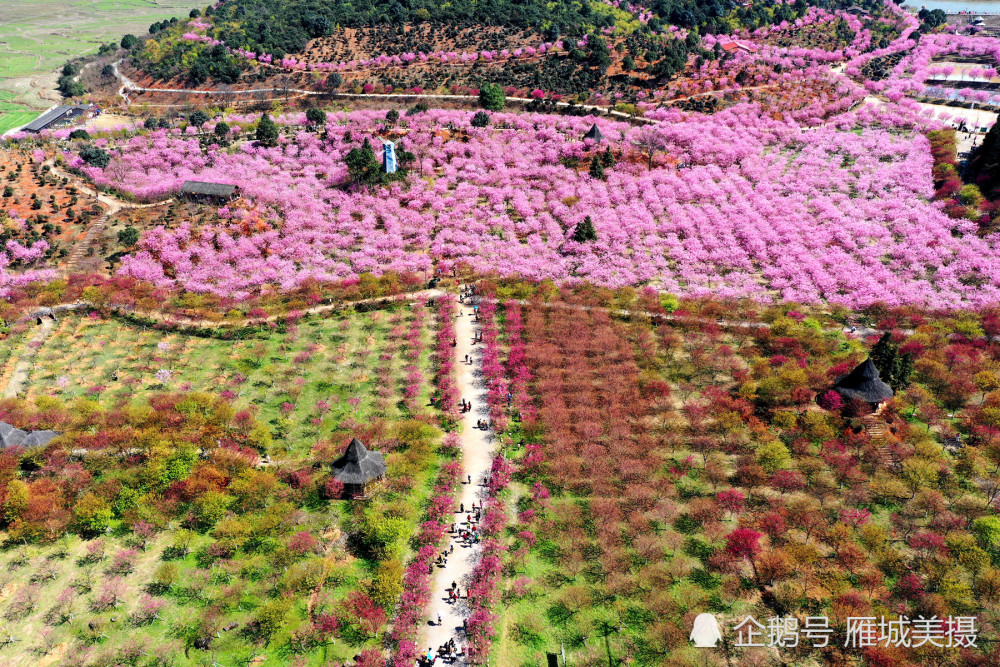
[0,223,55,298]
[66,104,1000,309]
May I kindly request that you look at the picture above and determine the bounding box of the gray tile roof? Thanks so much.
[23,104,93,132]
[180,181,237,197]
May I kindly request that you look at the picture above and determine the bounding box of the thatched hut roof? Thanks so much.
[331,438,386,485]
[833,359,894,403]
[583,124,603,142]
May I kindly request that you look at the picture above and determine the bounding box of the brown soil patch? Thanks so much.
[0,148,108,269]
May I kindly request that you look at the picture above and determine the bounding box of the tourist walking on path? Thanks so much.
[420,295,494,664]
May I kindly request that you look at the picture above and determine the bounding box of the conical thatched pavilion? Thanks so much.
[833,358,894,408]
[331,438,386,497]
[583,123,603,142]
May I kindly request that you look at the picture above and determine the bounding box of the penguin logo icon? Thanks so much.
[690,613,722,647]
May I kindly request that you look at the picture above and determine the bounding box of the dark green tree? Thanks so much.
[305,107,326,127]
[121,34,139,50]
[589,156,606,180]
[623,55,636,72]
[188,111,210,127]
[189,8,201,18]
[870,332,913,391]
[100,64,114,79]
[601,147,615,168]
[478,83,506,111]
[117,226,140,247]
[79,146,111,168]
[470,111,490,128]
[69,129,91,141]
[303,14,331,38]
[573,216,597,242]
[255,112,279,147]
[386,109,399,125]
[57,76,84,98]
[972,120,1000,193]
[189,62,209,85]
[396,140,415,166]
[325,73,343,99]
[587,35,612,72]
[214,121,230,138]
[345,139,383,190]
[918,8,947,28]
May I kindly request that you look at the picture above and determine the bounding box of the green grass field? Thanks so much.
[0,0,207,108]
[0,110,37,134]
[0,303,446,665]
[26,305,436,457]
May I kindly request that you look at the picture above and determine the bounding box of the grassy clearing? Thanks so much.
[0,0,208,109]
[0,303,447,665]
[0,111,37,134]
[26,305,436,457]
[0,56,37,78]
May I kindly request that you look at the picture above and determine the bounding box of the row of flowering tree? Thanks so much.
[389,294,462,663]
[30,105,1000,310]
[465,453,515,663]
[481,282,1000,664]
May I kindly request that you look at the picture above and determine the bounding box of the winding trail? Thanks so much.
[40,158,172,275]
[420,302,495,665]
[44,159,173,212]
[109,60,656,123]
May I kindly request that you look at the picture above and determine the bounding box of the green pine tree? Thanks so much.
[573,216,597,242]
[601,147,615,168]
[345,138,384,190]
[255,113,279,148]
[869,332,913,391]
[589,156,605,180]
[470,111,490,128]
[973,120,1000,192]
[305,107,326,128]
[478,83,506,111]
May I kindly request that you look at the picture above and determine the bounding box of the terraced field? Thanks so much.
[0,0,206,110]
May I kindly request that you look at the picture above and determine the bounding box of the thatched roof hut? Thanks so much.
[833,359,894,404]
[583,124,603,142]
[331,438,386,487]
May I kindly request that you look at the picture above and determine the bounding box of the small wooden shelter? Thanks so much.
[331,438,386,497]
[832,359,894,411]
